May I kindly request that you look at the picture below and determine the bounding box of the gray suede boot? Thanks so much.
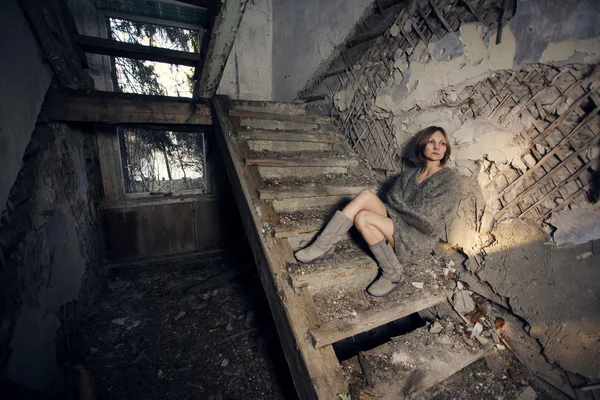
[366,239,404,297]
[294,210,353,263]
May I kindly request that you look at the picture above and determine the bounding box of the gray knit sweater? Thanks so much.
[384,167,460,265]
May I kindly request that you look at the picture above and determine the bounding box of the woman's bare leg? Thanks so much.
[354,210,395,246]
[341,190,388,220]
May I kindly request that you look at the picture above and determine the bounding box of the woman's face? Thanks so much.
[423,131,447,163]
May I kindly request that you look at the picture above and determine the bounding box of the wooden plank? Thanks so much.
[212,96,348,399]
[96,126,124,202]
[41,91,212,125]
[310,294,445,348]
[428,0,453,32]
[196,0,248,98]
[246,158,359,167]
[76,34,202,66]
[230,109,332,125]
[291,262,378,292]
[101,10,202,31]
[19,0,94,90]
[497,102,600,200]
[496,133,599,219]
[259,186,366,200]
[98,0,208,26]
[240,131,341,143]
[274,222,323,239]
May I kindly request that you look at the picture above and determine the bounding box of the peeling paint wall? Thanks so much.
[330,0,600,383]
[271,0,374,102]
[218,0,273,100]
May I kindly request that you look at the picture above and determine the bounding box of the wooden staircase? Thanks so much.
[211,96,491,399]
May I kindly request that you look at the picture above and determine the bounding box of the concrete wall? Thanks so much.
[0,0,106,393]
[272,0,374,101]
[0,0,53,217]
[218,0,273,100]
[0,123,105,394]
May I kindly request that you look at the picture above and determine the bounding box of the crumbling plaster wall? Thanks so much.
[0,123,105,394]
[339,0,600,381]
[218,0,273,100]
[272,0,374,102]
[0,0,106,393]
[0,0,53,217]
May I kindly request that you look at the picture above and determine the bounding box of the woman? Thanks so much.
[295,126,460,297]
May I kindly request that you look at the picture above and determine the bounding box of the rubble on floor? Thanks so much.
[68,262,296,400]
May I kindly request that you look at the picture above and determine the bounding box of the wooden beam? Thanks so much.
[40,91,213,125]
[196,0,248,98]
[101,10,202,31]
[98,0,208,27]
[172,0,217,9]
[19,0,94,90]
[245,158,359,168]
[76,35,201,66]
[310,294,445,348]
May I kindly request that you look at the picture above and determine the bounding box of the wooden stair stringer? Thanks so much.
[212,96,347,400]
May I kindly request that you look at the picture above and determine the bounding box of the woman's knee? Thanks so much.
[356,189,377,202]
[354,210,373,230]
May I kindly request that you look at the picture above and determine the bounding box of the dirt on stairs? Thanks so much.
[211,97,571,400]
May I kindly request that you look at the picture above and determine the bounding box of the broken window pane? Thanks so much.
[119,128,207,194]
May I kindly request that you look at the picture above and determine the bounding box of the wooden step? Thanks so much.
[246,157,358,168]
[239,130,341,143]
[311,294,444,348]
[259,186,367,212]
[248,140,332,152]
[230,109,332,125]
[230,100,315,116]
[309,260,451,348]
[343,327,492,399]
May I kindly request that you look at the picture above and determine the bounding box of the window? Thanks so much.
[118,128,208,195]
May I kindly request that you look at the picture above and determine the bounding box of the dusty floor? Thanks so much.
[70,259,296,400]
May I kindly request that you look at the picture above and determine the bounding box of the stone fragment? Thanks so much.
[453,290,476,314]
[411,282,424,289]
[111,318,126,326]
[429,321,443,334]
[221,359,229,367]
[456,281,464,290]
[463,338,475,347]
[518,386,537,400]
[576,251,593,261]
[522,154,537,168]
[475,334,489,345]
[226,322,233,332]
[496,344,506,350]
[389,24,400,37]
[535,143,548,155]
[511,155,527,172]
[174,311,186,321]
[473,322,484,334]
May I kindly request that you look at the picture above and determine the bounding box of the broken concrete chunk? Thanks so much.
[550,209,600,245]
[456,281,464,290]
[174,311,186,321]
[518,386,537,400]
[522,154,537,168]
[429,321,443,334]
[411,282,424,289]
[576,251,593,261]
[453,290,476,314]
[474,334,489,345]
[535,143,548,155]
[473,322,484,334]
[511,155,527,172]
[389,24,400,37]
